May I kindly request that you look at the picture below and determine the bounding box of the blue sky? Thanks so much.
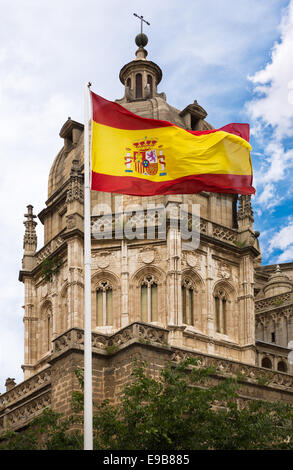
[0,0,292,392]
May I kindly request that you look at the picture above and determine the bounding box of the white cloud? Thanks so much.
[278,246,293,262]
[269,221,293,252]
[246,1,293,214]
[247,2,293,139]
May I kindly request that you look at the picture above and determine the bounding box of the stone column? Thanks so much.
[238,253,255,363]
[166,199,182,326]
[206,246,215,355]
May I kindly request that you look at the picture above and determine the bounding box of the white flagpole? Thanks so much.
[83,82,93,450]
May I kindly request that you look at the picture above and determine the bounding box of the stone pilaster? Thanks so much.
[121,239,129,327]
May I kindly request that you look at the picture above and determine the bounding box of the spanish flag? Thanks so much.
[91,92,255,196]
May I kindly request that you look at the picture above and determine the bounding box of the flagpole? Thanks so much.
[83,81,93,450]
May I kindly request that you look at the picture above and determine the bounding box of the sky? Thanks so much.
[0,0,292,393]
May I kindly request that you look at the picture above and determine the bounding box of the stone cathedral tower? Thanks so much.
[1,34,293,432]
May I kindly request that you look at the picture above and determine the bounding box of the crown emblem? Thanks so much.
[124,137,167,177]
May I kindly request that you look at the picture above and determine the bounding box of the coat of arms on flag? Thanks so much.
[124,138,167,177]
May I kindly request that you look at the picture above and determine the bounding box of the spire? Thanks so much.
[23,205,37,254]
[238,195,254,222]
[237,194,254,232]
[119,16,162,102]
[133,13,150,60]
[66,159,83,204]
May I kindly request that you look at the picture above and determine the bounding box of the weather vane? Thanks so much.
[133,13,150,34]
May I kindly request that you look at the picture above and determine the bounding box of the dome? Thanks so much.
[48,43,212,200]
[48,119,84,199]
[263,265,292,297]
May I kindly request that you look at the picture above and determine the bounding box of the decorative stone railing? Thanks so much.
[255,292,293,313]
[91,211,240,246]
[0,368,51,410]
[52,322,169,358]
[35,234,65,265]
[0,390,51,432]
[53,322,293,391]
[0,368,51,433]
[171,349,293,390]
[211,221,238,244]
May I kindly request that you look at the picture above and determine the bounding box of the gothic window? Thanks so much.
[141,275,158,323]
[96,281,113,326]
[126,77,131,89]
[261,357,272,369]
[277,361,287,373]
[214,289,227,334]
[271,332,276,343]
[147,74,153,97]
[135,73,142,99]
[182,279,194,326]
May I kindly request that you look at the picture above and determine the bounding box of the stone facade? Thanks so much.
[1,38,293,433]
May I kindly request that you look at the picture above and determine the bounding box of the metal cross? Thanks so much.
[133,13,150,34]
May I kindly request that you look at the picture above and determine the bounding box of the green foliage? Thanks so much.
[41,255,61,282]
[233,239,247,248]
[1,358,293,450]
[105,344,119,355]
[0,408,83,450]
[256,374,270,386]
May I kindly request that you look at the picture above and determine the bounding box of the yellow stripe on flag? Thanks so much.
[91,120,252,182]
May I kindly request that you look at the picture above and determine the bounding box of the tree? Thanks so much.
[1,357,293,450]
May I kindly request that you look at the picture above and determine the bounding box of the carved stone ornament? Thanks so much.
[93,251,111,269]
[140,248,155,264]
[217,262,231,279]
[182,251,200,270]
[66,214,76,230]
[186,252,197,268]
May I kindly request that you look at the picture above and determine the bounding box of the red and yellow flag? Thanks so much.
[90,92,255,196]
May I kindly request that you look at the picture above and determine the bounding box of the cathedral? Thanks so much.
[1,33,293,432]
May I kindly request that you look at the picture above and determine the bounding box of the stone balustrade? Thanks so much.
[91,211,242,247]
[255,292,293,313]
[35,234,65,265]
[53,322,293,390]
[0,368,51,433]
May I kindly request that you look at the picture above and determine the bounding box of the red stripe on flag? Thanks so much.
[91,92,172,130]
[91,172,255,196]
[91,92,250,141]
[189,123,250,142]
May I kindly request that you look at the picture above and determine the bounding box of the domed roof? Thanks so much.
[263,265,292,297]
[47,42,212,200]
[48,118,84,199]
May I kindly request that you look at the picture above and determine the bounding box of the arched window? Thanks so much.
[96,281,113,326]
[126,77,131,89]
[277,361,287,373]
[147,74,153,97]
[262,357,272,369]
[182,279,194,325]
[214,289,227,334]
[135,73,142,99]
[141,275,158,322]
